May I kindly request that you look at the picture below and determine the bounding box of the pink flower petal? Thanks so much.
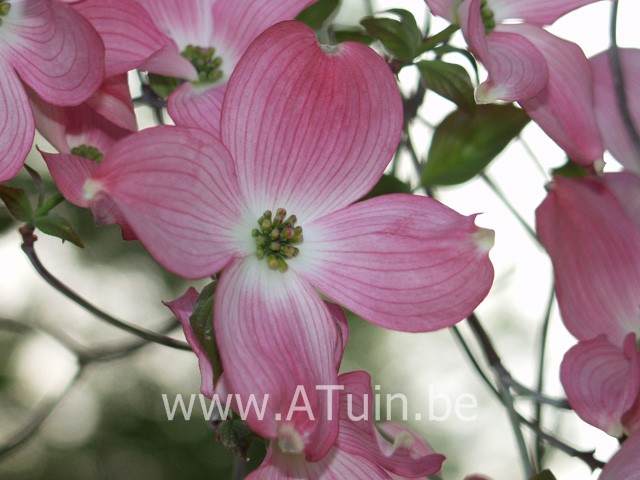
[591,48,640,172]
[300,194,494,332]
[89,126,245,278]
[167,81,225,135]
[0,61,35,182]
[600,432,640,480]
[560,334,640,437]
[459,0,549,103]
[210,0,313,64]
[602,171,640,231]
[40,152,97,208]
[164,288,216,397]
[221,21,403,223]
[536,176,640,344]
[425,0,458,21]
[215,257,342,461]
[337,371,445,476]
[488,0,600,25]
[247,445,392,480]
[85,74,138,132]
[505,24,604,165]
[137,42,198,81]
[8,0,104,106]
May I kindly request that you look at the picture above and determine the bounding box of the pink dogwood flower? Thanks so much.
[426,0,604,165]
[600,430,640,480]
[591,48,640,172]
[0,0,104,182]
[135,0,314,134]
[84,21,494,458]
[247,371,444,479]
[537,173,640,435]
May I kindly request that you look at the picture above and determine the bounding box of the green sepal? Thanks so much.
[362,174,412,201]
[148,73,182,99]
[423,104,530,186]
[530,470,557,480]
[0,185,33,222]
[361,9,422,62]
[296,0,340,30]
[417,60,475,112]
[217,417,255,460]
[189,281,223,383]
[552,160,589,179]
[34,213,84,248]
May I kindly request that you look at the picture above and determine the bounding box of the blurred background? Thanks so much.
[0,0,638,478]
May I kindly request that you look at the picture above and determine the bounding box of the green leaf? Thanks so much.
[361,9,422,62]
[530,470,557,480]
[552,159,589,179]
[362,174,412,200]
[423,104,530,186]
[333,28,373,44]
[296,0,340,30]
[417,60,475,112]
[0,185,33,222]
[190,281,223,382]
[0,209,13,234]
[34,213,84,247]
[432,44,480,83]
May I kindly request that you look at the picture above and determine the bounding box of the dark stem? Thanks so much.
[609,0,640,157]
[20,227,191,351]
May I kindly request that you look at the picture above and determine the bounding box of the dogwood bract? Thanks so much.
[84,21,494,459]
[0,0,104,182]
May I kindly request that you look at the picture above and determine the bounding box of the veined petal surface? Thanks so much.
[89,126,245,278]
[222,21,402,223]
[300,194,494,332]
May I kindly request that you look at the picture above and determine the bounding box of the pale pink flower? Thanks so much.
[134,0,314,134]
[591,48,640,172]
[0,0,104,182]
[246,372,444,479]
[537,174,640,435]
[85,22,494,458]
[426,0,604,165]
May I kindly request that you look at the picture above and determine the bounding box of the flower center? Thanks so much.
[252,208,303,272]
[181,44,224,84]
[0,0,11,26]
[71,144,104,163]
[480,0,496,35]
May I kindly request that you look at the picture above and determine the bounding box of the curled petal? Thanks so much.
[506,24,604,165]
[536,176,640,344]
[168,82,226,135]
[70,0,173,77]
[300,194,494,332]
[0,61,35,182]
[164,288,215,397]
[337,371,445,476]
[8,0,104,105]
[560,334,640,437]
[600,432,640,480]
[488,0,601,25]
[222,21,403,223]
[424,0,458,22]
[89,126,245,278]
[591,48,640,172]
[459,0,548,103]
[40,152,97,208]
[215,257,341,460]
[137,42,198,81]
[601,171,640,231]
[85,74,137,132]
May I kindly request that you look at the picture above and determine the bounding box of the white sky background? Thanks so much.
[0,1,638,479]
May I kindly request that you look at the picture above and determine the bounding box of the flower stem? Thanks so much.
[19,227,191,351]
[33,192,64,218]
[417,24,460,55]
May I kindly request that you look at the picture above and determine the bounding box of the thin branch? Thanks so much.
[609,0,640,157]
[518,136,550,181]
[534,283,557,468]
[0,366,83,459]
[480,172,539,244]
[20,227,191,351]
